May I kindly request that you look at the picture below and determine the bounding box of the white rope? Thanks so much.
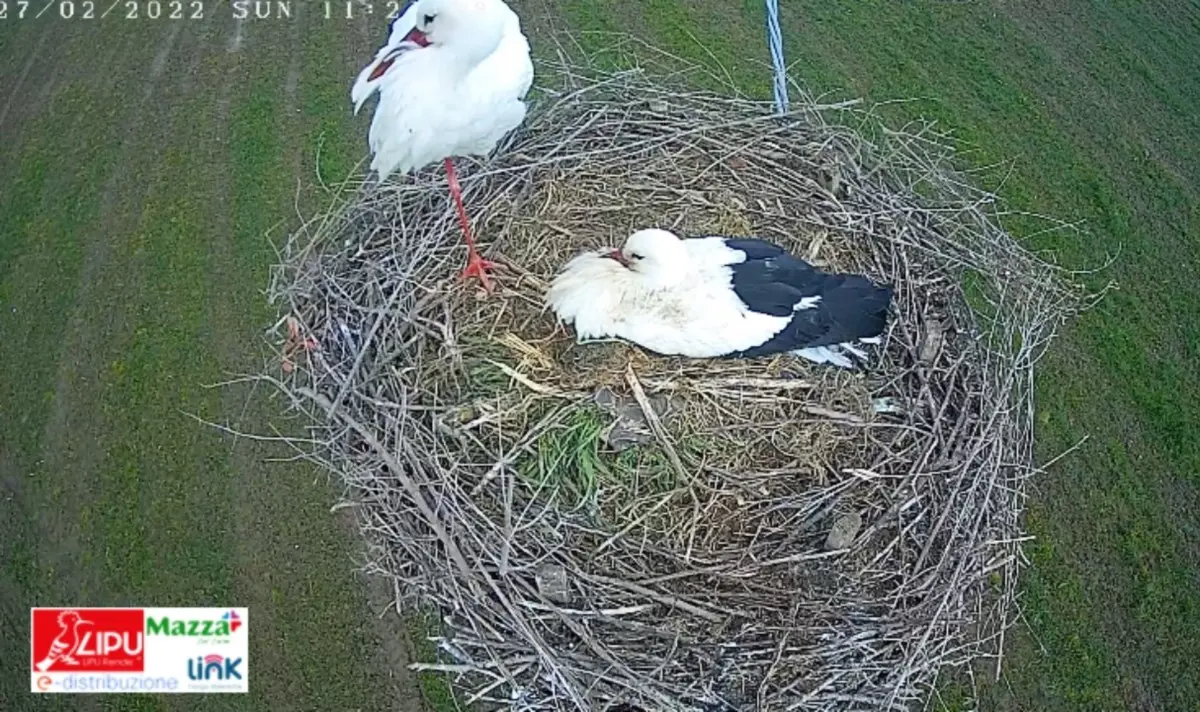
[764,0,789,114]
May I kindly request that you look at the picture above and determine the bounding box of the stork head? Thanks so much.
[361,0,507,91]
[412,0,508,66]
[545,229,693,337]
[603,229,691,289]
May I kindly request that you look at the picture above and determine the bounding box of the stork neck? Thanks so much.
[428,44,483,80]
[640,262,690,291]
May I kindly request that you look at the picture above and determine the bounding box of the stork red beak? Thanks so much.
[366,29,431,81]
[603,249,631,268]
[402,27,431,47]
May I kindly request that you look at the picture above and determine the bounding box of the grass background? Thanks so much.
[1,0,1197,709]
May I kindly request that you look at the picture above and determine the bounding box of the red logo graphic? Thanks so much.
[31,608,145,673]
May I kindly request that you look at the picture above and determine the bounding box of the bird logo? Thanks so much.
[34,610,92,672]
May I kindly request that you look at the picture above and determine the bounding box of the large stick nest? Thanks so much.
[262,59,1090,711]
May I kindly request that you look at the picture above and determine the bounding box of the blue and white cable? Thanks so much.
[764,0,789,115]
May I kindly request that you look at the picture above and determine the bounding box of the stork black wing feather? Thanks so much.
[733,275,892,358]
[727,252,826,317]
[790,275,892,346]
[726,247,893,357]
[680,234,893,358]
[720,238,788,261]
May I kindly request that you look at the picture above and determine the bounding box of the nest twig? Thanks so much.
[251,57,1097,712]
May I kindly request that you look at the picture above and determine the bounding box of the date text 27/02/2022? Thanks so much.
[0,0,413,21]
[0,1,203,21]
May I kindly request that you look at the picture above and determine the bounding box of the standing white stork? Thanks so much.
[351,0,533,292]
[545,229,893,367]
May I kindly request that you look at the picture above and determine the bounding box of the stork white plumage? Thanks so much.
[351,0,533,291]
[545,229,893,367]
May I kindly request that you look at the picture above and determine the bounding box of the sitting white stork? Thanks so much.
[351,0,533,292]
[545,229,893,367]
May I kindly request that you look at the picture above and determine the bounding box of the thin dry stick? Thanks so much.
[625,362,691,484]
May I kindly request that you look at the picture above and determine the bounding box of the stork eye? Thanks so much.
[629,253,643,260]
[422,13,436,25]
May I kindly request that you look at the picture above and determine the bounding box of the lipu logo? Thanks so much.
[31,609,145,673]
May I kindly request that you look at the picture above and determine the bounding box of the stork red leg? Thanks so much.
[444,158,497,292]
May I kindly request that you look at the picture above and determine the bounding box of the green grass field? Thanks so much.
[0,7,429,711]
[2,0,1197,709]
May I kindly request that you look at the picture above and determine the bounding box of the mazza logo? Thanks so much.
[147,610,243,637]
[30,609,145,673]
[187,653,244,681]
